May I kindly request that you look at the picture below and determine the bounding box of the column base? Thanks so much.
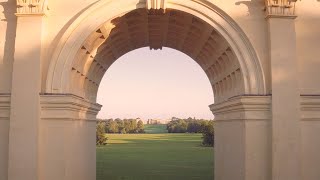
[39,94,101,180]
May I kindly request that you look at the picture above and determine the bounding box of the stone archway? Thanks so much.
[40,1,270,180]
[3,0,319,180]
[45,0,266,97]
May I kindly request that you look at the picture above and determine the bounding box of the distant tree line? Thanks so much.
[96,118,145,145]
[167,117,214,147]
[103,118,145,134]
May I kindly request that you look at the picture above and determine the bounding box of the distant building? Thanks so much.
[147,119,161,125]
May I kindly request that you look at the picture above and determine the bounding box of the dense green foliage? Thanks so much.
[96,121,108,145]
[166,117,214,147]
[167,117,212,133]
[202,120,214,146]
[96,133,214,180]
[103,119,145,134]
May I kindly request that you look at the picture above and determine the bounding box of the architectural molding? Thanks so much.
[210,95,271,121]
[40,94,102,121]
[265,0,298,18]
[0,95,10,121]
[301,95,320,121]
[16,0,49,16]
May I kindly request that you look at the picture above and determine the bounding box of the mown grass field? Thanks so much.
[97,125,214,180]
[144,124,168,134]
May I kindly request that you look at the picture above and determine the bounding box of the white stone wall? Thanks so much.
[296,1,320,95]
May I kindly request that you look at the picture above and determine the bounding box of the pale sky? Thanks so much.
[97,47,214,120]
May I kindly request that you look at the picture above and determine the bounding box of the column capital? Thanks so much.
[15,0,49,17]
[40,93,102,121]
[264,0,298,19]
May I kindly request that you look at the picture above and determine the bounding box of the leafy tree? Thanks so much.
[129,119,137,133]
[108,120,119,133]
[96,121,108,146]
[120,128,126,134]
[100,118,146,134]
[137,120,145,133]
[167,117,214,142]
[124,119,131,133]
[202,120,214,147]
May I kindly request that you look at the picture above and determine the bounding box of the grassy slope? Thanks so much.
[144,124,168,134]
[97,133,214,180]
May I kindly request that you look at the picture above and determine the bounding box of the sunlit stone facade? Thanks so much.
[0,0,319,180]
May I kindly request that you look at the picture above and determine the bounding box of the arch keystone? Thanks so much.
[146,0,166,12]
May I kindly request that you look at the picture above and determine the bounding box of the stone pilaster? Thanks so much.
[8,3,47,179]
[267,5,301,180]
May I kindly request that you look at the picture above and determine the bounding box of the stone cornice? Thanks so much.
[301,95,320,121]
[40,94,102,121]
[210,95,271,122]
[16,0,49,17]
[265,0,298,19]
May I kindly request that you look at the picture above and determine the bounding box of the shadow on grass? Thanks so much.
[100,133,211,148]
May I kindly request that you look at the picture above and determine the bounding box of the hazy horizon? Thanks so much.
[97,47,214,120]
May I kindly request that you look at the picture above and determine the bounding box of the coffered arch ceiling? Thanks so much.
[46,0,267,105]
[69,8,245,103]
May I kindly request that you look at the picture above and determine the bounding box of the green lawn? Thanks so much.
[144,124,168,134]
[97,133,214,180]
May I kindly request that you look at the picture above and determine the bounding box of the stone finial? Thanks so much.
[16,0,49,16]
[265,0,298,18]
[146,0,166,13]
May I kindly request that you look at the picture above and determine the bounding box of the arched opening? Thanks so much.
[97,47,214,120]
[96,47,215,179]
[42,1,267,180]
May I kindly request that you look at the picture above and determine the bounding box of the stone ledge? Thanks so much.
[40,94,102,121]
[0,94,11,120]
[265,14,297,19]
[15,13,46,17]
[210,95,271,121]
[301,95,320,121]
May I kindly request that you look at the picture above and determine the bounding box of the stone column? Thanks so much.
[265,1,301,180]
[8,1,47,180]
[210,96,271,180]
[39,94,101,180]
